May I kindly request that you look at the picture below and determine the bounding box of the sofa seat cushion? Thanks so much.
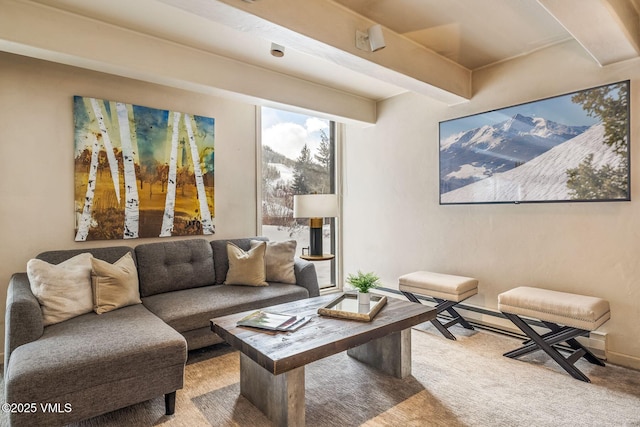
[142,283,309,333]
[5,304,187,403]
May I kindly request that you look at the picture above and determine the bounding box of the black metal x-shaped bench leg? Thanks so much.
[434,298,475,330]
[502,313,604,382]
[540,321,605,366]
[401,292,473,341]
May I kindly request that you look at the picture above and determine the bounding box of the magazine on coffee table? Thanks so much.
[236,310,310,332]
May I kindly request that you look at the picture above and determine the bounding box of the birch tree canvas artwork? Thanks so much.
[74,96,215,241]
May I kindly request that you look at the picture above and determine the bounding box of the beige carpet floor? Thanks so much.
[3,324,640,426]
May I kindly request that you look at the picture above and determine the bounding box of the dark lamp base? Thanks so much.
[309,219,323,256]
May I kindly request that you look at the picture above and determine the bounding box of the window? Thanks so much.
[259,107,339,290]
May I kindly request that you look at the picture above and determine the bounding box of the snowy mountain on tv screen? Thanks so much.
[440,113,589,194]
[440,124,622,203]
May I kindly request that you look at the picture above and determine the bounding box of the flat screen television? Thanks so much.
[439,81,630,205]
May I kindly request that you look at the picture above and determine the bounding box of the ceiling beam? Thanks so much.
[537,0,640,66]
[0,0,377,125]
[159,0,472,104]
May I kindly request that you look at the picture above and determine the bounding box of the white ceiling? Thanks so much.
[23,0,640,102]
[333,0,571,70]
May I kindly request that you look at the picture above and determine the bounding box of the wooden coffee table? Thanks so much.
[210,294,436,426]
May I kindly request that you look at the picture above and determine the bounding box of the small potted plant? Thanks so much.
[346,271,380,305]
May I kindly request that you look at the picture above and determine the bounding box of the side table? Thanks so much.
[300,254,335,261]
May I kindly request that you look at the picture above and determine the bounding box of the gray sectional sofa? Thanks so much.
[4,236,319,427]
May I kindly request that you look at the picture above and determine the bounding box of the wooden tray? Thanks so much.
[317,292,387,322]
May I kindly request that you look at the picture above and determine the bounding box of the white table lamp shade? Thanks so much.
[293,194,338,218]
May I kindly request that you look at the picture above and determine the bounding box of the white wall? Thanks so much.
[0,52,259,351]
[343,40,640,369]
[4,35,640,370]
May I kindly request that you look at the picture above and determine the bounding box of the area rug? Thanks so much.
[4,324,640,426]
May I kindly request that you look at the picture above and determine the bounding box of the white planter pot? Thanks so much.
[357,291,371,305]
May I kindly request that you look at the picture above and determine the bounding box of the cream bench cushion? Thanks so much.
[399,271,478,302]
[498,286,610,331]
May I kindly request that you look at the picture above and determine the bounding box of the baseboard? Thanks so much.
[606,351,640,370]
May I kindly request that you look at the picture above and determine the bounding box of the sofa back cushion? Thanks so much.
[37,246,135,265]
[211,237,268,285]
[136,239,215,297]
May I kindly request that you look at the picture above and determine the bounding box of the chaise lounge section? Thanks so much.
[4,246,187,427]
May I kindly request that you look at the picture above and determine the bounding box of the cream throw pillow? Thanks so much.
[91,252,142,314]
[225,241,268,286]
[251,240,297,284]
[27,252,94,326]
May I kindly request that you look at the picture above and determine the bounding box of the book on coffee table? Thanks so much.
[236,310,310,332]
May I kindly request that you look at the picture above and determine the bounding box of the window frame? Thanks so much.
[256,106,343,293]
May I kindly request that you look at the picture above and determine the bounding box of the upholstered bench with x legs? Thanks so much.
[399,271,478,340]
[498,286,610,382]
